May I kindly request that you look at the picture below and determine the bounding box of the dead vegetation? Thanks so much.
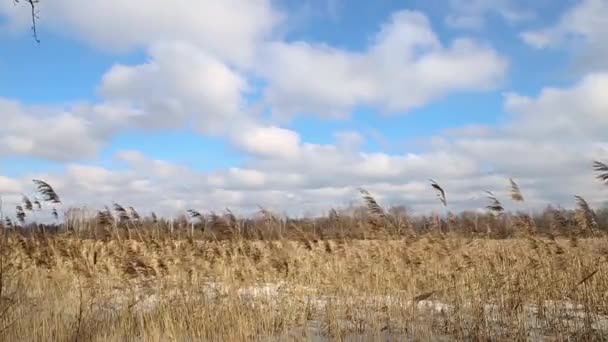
[0,161,606,340]
[1,231,608,341]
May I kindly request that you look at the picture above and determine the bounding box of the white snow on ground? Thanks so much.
[89,281,608,340]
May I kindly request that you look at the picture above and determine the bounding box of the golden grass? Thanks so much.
[1,160,607,340]
[1,230,607,341]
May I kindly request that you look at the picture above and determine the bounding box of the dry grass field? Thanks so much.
[1,220,608,341]
[0,166,608,341]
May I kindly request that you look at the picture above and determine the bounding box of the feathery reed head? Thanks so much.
[485,191,504,215]
[429,179,447,207]
[256,206,279,223]
[575,195,593,213]
[16,205,26,224]
[225,208,237,226]
[112,203,130,222]
[150,211,158,223]
[187,209,203,219]
[97,206,113,225]
[328,208,340,221]
[509,178,525,202]
[593,160,608,184]
[358,188,385,217]
[32,179,61,204]
[128,206,141,221]
[574,195,598,232]
[22,195,33,211]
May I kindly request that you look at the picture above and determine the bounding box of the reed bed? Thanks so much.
[0,162,607,340]
[0,226,608,341]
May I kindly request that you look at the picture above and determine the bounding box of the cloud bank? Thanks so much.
[0,1,607,218]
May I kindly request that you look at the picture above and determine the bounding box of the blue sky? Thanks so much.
[1,0,607,216]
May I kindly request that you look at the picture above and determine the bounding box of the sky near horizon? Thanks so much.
[0,0,607,218]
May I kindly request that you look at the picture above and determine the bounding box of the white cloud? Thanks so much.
[521,0,608,72]
[0,41,256,162]
[0,0,282,66]
[3,93,607,218]
[226,168,267,188]
[0,6,508,166]
[99,42,250,135]
[159,73,608,214]
[334,131,365,150]
[446,0,535,29]
[258,10,508,119]
[436,73,608,206]
[231,125,302,160]
[503,72,608,140]
[1,2,607,218]
[0,176,22,194]
[0,99,126,161]
[115,150,199,182]
[66,164,128,194]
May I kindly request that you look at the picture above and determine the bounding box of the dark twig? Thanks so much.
[14,0,41,43]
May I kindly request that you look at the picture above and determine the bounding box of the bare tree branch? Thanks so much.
[14,0,41,43]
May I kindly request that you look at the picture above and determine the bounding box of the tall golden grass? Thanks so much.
[0,161,606,340]
[1,232,608,341]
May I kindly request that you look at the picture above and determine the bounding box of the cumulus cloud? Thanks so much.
[435,73,608,206]
[1,2,607,218]
[521,0,608,72]
[334,131,365,150]
[257,10,508,119]
[0,42,255,161]
[0,7,509,164]
[0,175,22,194]
[503,72,608,140]
[0,99,133,161]
[0,0,281,66]
[100,41,250,134]
[5,71,602,217]
[231,125,302,160]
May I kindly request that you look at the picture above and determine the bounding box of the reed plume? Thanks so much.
[593,160,608,184]
[32,179,61,204]
[485,191,504,215]
[187,209,203,220]
[113,203,130,223]
[97,206,113,226]
[16,205,26,224]
[358,188,385,217]
[328,208,340,221]
[150,212,158,224]
[128,207,141,221]
[429,179,447,207]
[574,195,597,233]
[22,195,33,211]
[225,208,238,230]
[509,178,525,202]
